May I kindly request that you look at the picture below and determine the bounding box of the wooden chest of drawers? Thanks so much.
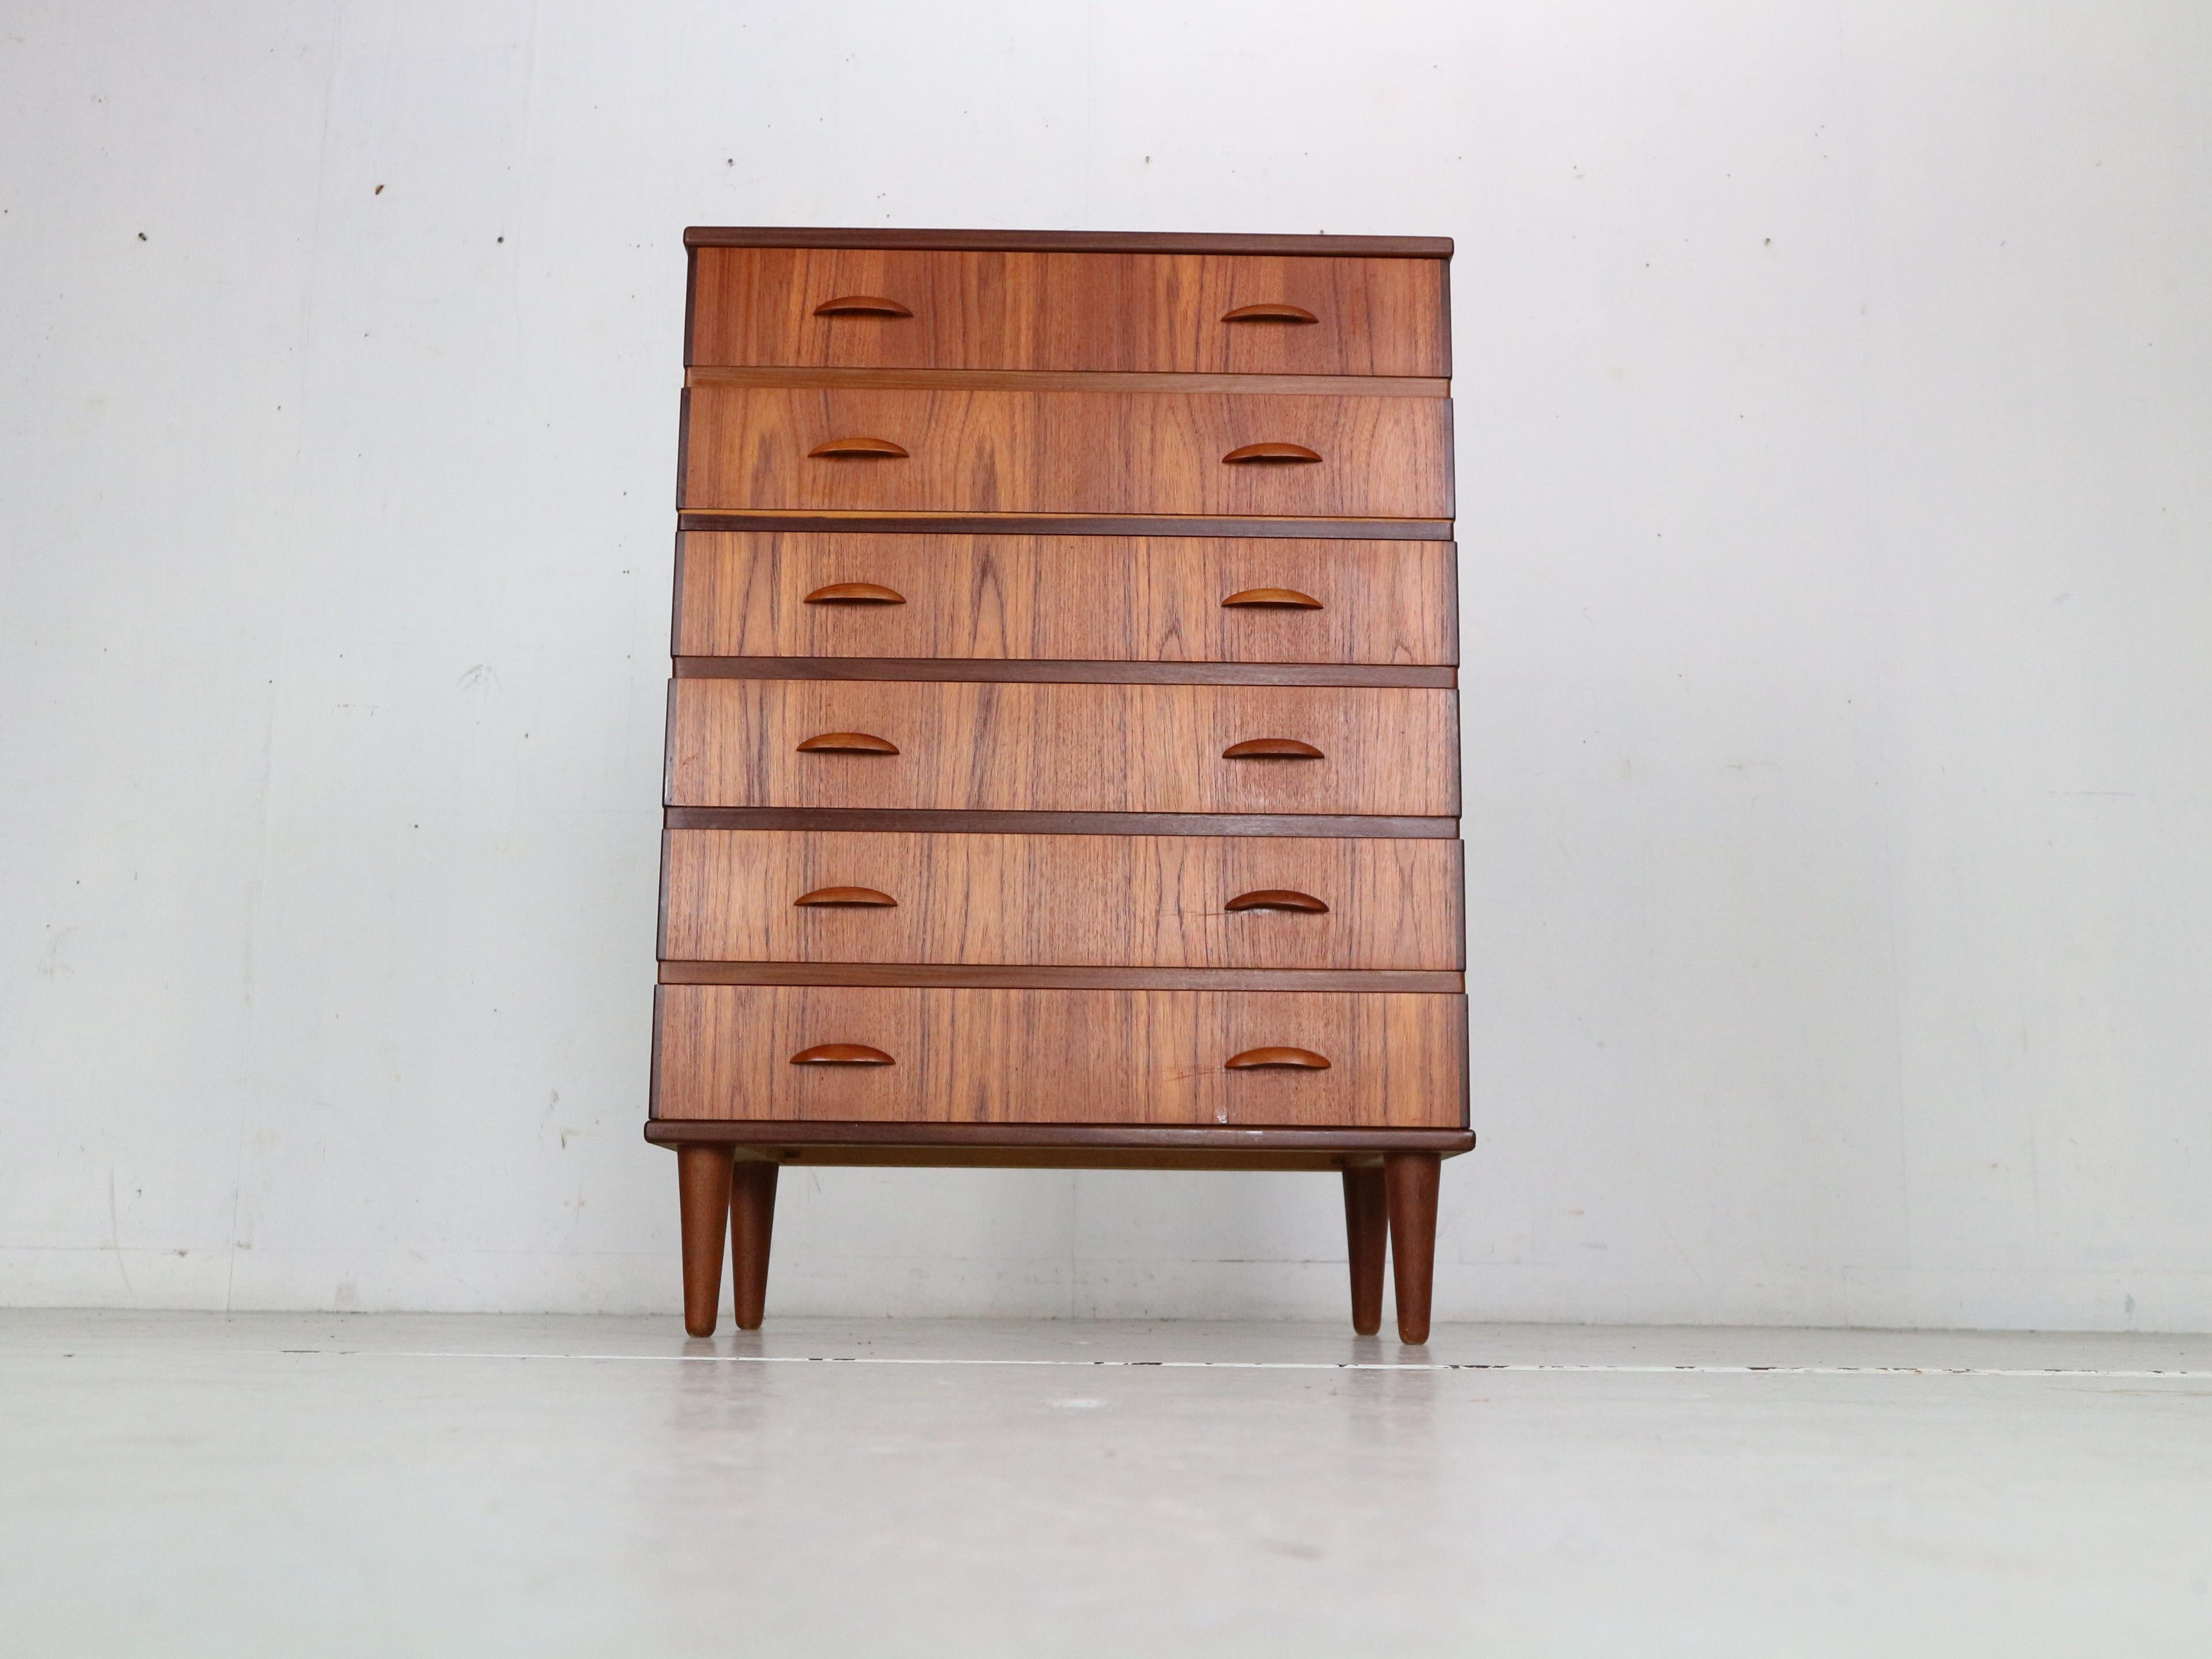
[650,227,1470,1342]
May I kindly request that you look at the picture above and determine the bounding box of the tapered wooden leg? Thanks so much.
[677,1145,734,1338]
[1342,1165,1388,1336]
[1384,1153,1441,1345]
[729,1161,779,1331]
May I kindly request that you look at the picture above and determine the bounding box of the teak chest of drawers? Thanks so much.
[650,226,1470,1343]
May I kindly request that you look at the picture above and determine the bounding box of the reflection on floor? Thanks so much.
[5,1312,2209,1657]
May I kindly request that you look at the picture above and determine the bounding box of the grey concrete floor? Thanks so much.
[3,1313,2210,1657]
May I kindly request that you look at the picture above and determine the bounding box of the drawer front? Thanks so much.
[681,385,1452,520]
[675,532,1456,666]
[661,830,1464,969]
[654,984,1467,1127]
[665,680,1460,816]
[690,248,1448,377]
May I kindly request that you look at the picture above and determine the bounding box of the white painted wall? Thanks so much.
[3,1,2208,1330]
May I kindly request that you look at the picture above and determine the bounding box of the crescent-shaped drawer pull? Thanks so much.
[1221,302,1319,324]
[804,582,906,605]
[790,1043,895,1066]
[1222,442,1322,465]
[797,732,899,755]
[809,436,910,459]
[1222,587,1323,610]
[794,886,898,908]
[1225,1047,1332,1070]
[813,295,913,317]
[1222,738,1324,760]
[1225,889,1330,914]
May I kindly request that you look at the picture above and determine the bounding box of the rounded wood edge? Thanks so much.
[1221,587,1324,610]
[1222,302,1320,324]
[644,1120,1477,1154]
[1222,737,1325,760]
[795,730,900,754]
[807,436,910,459]
[672,657,1454,689]
[673,513,1456,542]
[661,808,1463,840]
[813,294,913,317]
[793,886,899,908]
[656,963,1465,993]
[1222,441,1324,465]
[687,366,1449,399]
[802,582,906,605]
[685,226,1454,258]
[1223,889,1330,914]
[1225,1046,1332,1070]
[789,1043,895,1065]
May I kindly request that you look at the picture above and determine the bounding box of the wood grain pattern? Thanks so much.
[674,658,1454,689]
[660,830,1464,969]
[691,248,1448,374]
[644,1118,1475,1172]
[653,985,1468,1127]
[664,808,1460,839]
[1385,1153,1442,1344]
[688,366,1449,397]
[1343,1165,1387,1335]
[659,964,1461,992]
[645,1121,1477,1153]
[711,1149,1381,1171]
[650,225,1464,1324]
[728,1163,777,1330]
[676,512,1455,541]
[684,228,1454,258]
[676,1145,732,1338]
[681,385,1452,520]
[665,680,1459,816]
[673,532,1456,666]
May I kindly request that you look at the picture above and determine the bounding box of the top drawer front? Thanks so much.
[690,248,1449,377]
[681,385,1452,520]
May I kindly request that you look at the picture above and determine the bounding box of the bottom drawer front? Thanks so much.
[655,985,1465,1128]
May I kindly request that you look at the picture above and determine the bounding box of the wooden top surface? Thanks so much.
[684,226,1453,259]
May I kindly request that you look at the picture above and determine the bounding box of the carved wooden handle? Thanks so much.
[794,887,897,908]
[1221,302,1319,324]
[1226,1047,1332,1070]
[1222,587,1322,610]
[813,295,912,317]
[790,1043,895,1065]
[1225,889,1329,914]
[1222,738,1323,760]
[804,582,906,605]
[1222,442,1321,464]
[808,436,910,459]
[797,732,900,754]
